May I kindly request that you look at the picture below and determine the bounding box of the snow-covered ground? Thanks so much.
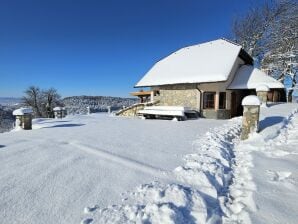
[0,113,227,223]
[0,103,297,224]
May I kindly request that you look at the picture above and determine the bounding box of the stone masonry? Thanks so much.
[241,96,261,140]
[155,84,199,110]
[257,91,268,105]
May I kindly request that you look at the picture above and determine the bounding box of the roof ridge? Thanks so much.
[220,38,241,47]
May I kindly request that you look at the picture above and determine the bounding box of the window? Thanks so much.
[219,92,226,109]
[203,92,215,109]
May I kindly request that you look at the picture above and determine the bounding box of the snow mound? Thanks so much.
[242,95,261,106]
[12,107,33,115]
[87,183,207,224]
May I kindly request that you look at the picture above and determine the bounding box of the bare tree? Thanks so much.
[232,0,287,62]
[261,0,298,101]
[22,86,63,118]
[233,0,298,101]
[22,86,43,117]
[42,88,62,118]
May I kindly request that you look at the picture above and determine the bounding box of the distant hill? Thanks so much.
[0,97,21,106]
[62,95,139,114]
[0,95,139,133]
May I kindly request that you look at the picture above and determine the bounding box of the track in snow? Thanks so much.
[68,141,172,179]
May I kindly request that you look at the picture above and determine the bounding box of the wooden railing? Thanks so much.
[115,101,160,116]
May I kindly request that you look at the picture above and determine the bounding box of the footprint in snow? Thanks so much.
[84,205,99,214]
[81,218,93,224]
[266,170,292,182]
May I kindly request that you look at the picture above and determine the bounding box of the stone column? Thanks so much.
[62,108,67,118]
[256,84,269,107]
[13,108,33,130]
[107,106,111,114]
[241,95,261,140]
[87,106,90,115]
[22,114,32,130]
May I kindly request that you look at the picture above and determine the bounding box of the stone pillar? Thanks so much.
[53,107,63,118]
[241,95,261,140]
[256,85,269,107]
[107,106,111,114]
[87,106,90,115]
[22,114,32,130]
[12,108,33,130]
[61,108,67,118]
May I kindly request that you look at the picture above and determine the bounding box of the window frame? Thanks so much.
[219,92,226,109]
[203,92,216,109]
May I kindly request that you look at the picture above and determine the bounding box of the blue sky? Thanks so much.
[0,0,262,98]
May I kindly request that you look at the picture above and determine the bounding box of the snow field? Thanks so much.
[1,103,297,224]
[81,118,243,223]
[0,114,228,224]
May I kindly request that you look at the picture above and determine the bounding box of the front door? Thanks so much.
[231,92,237,117]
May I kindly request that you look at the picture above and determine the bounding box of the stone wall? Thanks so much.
[202,109,231,119]
[156,84,200,110]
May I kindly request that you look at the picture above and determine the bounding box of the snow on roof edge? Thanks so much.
[228,65,284,90]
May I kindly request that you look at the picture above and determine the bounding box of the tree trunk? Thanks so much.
[287,89,293,102]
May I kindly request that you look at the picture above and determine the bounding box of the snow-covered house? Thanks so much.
[134,39,285,119]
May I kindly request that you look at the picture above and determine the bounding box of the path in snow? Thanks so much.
[224,104,298,224]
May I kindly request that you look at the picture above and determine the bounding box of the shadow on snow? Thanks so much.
[43,124,85,128]
[259,116,285,131]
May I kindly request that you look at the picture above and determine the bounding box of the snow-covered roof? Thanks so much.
[242,95,261,106]
[135,39,244,87]
[53,107,65,111]
[13,107,33,116]
[228,65,284,90]
[256,84,270,92]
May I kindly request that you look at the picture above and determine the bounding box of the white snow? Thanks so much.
[256,84,270,92]
[1,103,298,224]
[138,106,189,117]
[228,65,284,90]
[0,114,227,224]
[53,106,63,111]
[12,107,33,115]
[135,39,242,87]
[242,95,261,106]
[142,106,190,111]
[224,104,298,223]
